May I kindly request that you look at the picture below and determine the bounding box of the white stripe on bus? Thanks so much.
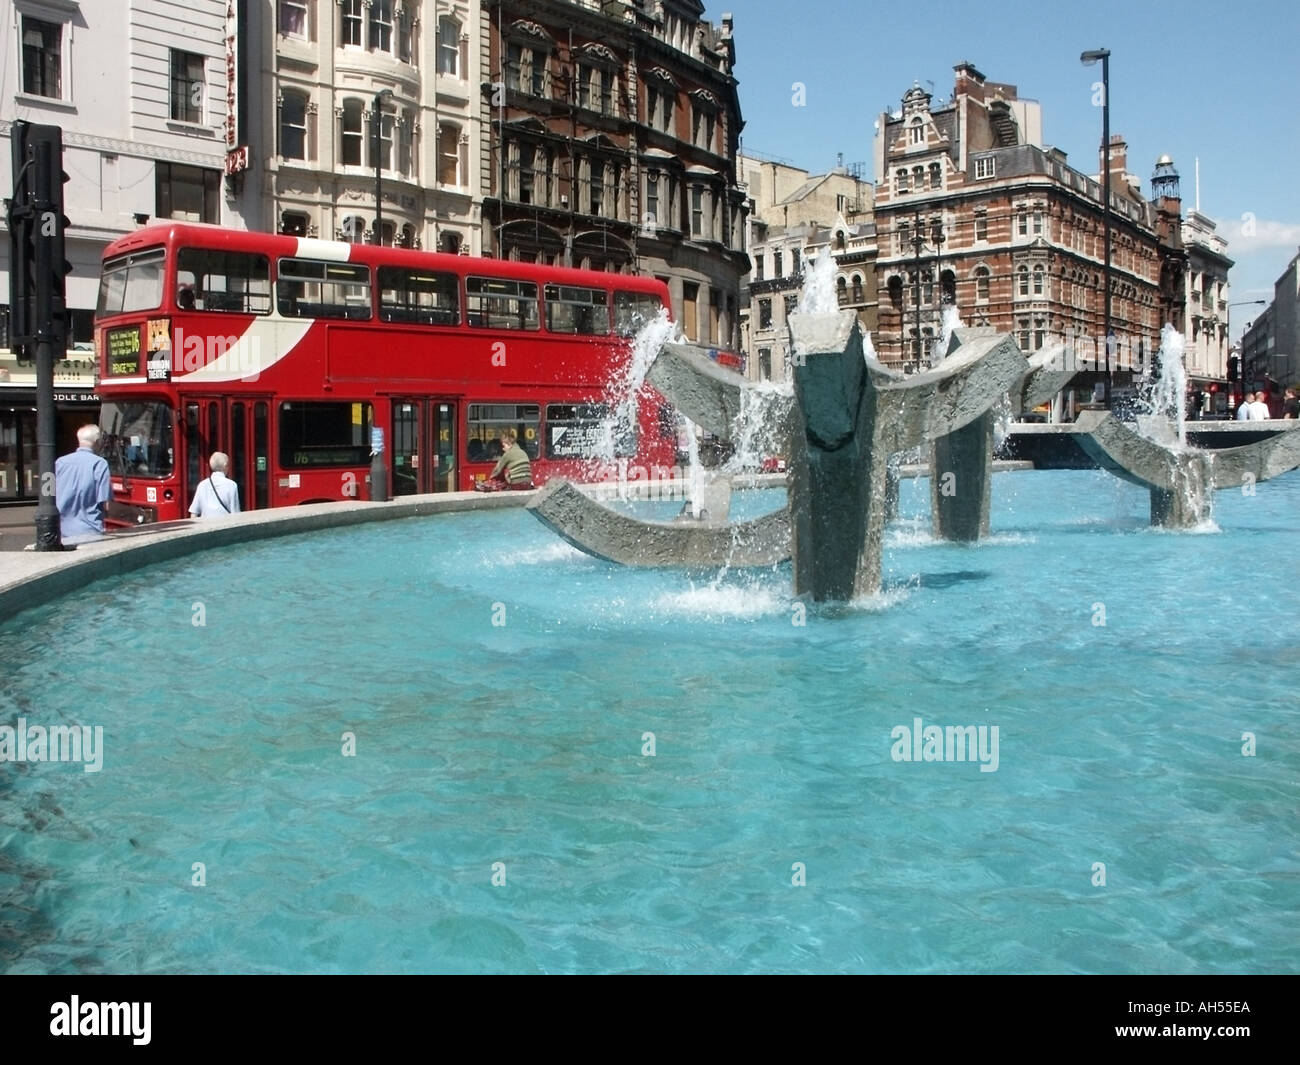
[180,318,313,382]
[293,237,353,262]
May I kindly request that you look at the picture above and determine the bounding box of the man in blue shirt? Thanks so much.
[55,424,111,543]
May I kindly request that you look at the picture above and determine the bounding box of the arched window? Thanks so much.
[940,269,956,305]
[837,276,848,307]
[400,223,417,249]
[851,275,863,303]
[912,165,925,191]
[909,116,924,145]
[888,275,903,309]
[340,98,363,166]
[897,221,910,254]
[974,266,990,303]
[1033,264,1045,296]
[896,169,909,194]
[835,230,846,250]
[929,161,942,190]
[438,16,462,76]
[1018,265,1029,297]
[371,107,394,171]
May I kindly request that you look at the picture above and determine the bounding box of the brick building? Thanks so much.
[872,63,1173,397]
[484,0,749,352]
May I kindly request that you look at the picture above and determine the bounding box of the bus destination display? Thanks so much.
[106,326,143,376]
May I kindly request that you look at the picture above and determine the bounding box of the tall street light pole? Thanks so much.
[372,88,394,246]
[909,205,944,372]
[1081,48,1111,409]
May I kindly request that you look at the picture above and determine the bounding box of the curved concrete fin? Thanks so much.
[1208,424,1300,485]
[1020,344,1077,411]
[877,333,1030,452]
[525,479,791,568]
[1071,411,1181,490]
[646,342,746,440]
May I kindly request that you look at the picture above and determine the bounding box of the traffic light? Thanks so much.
[7,121,71,360]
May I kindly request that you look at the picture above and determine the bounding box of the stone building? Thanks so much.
[738,153,875,382]
[1,0,251,499]
[483,0,748,351]
[261,0,484,252]
[871,62,1172,402]
[1241,249,1299,391]
[1179,203,1233,386]
[1,0,251,348]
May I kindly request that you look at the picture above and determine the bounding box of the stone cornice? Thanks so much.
[0,120,225,167]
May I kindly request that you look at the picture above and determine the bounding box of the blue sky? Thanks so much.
[726,0,1299,338]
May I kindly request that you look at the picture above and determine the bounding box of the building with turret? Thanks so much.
[871,62,1176,406]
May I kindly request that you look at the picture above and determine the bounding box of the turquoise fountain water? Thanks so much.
[1,468,1296,973]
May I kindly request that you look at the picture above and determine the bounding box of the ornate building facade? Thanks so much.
[872,63,1175,397]
[261,0,485,252]
[484,0,748,351]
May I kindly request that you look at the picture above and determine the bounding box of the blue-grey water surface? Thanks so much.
[1,469,1297,973]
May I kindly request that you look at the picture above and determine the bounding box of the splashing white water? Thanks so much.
[724,381,793,473]
[797,250,839,316]
[683,417,705,518]
[1139,323,1188,448]
[931,305,964,367]
[593,306,679,479]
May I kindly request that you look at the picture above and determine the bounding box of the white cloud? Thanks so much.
[1214,216,1300,255]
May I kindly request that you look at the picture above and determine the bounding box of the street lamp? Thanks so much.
[1081,48,1111,409]
[1228,299,1266,414]
[909,206,944,372]
[372,88,394,246]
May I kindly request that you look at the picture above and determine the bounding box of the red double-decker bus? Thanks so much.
[93,223,674,525]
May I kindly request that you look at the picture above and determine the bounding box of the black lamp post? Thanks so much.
[372,88,394,246]
[909,205,944,372]
[1081,48,1111,408]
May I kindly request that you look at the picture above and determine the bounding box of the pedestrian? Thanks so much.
[1282,388,1298,420]
[1250,392,1271,420]
[189,451,241,518]
[55,424,111,544]
[1236,392,1253,421]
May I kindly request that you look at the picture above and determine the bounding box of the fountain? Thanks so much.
[6,263,1300,977]
[1071,325,1300,528]
[534,257,1073,598]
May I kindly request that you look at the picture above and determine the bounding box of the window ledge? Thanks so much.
[166,120,216,136]
[14,92,75,113]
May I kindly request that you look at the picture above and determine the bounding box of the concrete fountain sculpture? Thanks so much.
[529,273,1300,600]
[530,309,1033,600]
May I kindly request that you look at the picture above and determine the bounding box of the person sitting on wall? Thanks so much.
[486,429,533,490]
